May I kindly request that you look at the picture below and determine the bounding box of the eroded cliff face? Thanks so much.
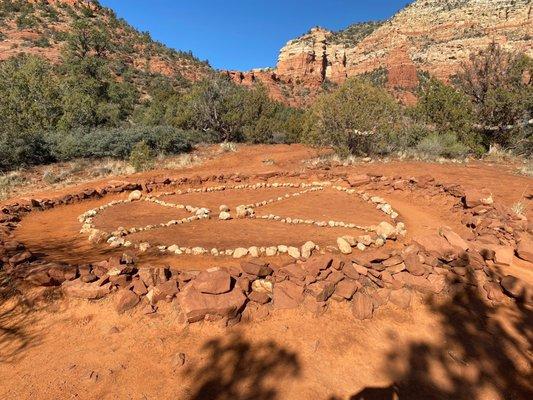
[230,0,533,106]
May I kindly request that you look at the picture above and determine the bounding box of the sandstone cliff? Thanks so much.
[229,0,533,106]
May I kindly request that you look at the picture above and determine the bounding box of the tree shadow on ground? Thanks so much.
[183,331,301,400]
[368,268,532,400]
[0,271,54,364]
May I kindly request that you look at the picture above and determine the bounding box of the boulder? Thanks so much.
[464,189,493,208]
[301,241,317,259]
[351,292,374,320]
[128,190,142,201]
[115,289,140,313]
[516,237,533,263]
[177,285,247,323]
[375,222,397,240]
[402,253,426,276]
[193,268,233,295]
[413,234,458,261]
[241,260,273,277]
[500,275,528,301]
[347,174,370,187]
[483,282,504,302]
[336,237,352,255]
[251,279,273,294]
[306,281,335,302]
[390,288,412,309]
[272,280,304,309]
[62,279,112,300]
[302,256,333,277]
[333,279,358,300]
[440,227,469,251]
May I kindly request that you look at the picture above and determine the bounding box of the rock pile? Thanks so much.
[1,171,532,327]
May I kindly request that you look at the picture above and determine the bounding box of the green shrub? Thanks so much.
[129,141,154,172]
[303,78,402,155]
[416,132,470,159]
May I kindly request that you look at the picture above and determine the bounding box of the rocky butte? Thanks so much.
[227,0,533,106]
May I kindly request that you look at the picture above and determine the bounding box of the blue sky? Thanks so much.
[99,0,409,70]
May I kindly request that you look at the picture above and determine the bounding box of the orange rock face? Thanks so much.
[232,0,533,106]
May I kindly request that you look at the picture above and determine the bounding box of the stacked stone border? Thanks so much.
[78,181,405,258]
[0,171,531,325]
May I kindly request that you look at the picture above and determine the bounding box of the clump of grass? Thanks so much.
[511,201,526,217]
[219,142,237,153]
[517,162,533,177]
[0,172,26,200]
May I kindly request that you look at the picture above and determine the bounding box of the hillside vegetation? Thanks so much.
[0,1,531,173]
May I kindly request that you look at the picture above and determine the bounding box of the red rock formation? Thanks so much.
[232,0,533,106]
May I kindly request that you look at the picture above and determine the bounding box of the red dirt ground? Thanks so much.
[1,144,532,400]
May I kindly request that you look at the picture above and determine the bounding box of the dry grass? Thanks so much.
[0,151,207,202]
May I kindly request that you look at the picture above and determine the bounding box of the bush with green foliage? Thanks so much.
[129,141,154,172]
[456,43,532,154]
[303,78,402,155]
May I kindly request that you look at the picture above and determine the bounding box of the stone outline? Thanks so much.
[78,181,407,258]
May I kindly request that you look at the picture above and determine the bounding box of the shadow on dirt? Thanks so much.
[338,268,533,400]
[0,272,55,364]
[183,331,301,400]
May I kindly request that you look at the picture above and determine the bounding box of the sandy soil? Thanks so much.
[1,144,532,400]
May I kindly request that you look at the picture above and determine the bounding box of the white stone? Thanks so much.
[252,279,273,294]
[192,247,207,255]
[248,246,260,258]
[233,248,249,258]
[337,237,352,254]
[265,246,278,256]
[139,242,150,252]
[376,221,397,240]
[219,204,230,212]
[128,190,142,201]
[219,211,232,220]
[374,238,385,247]
[358,235,373,246]
[301,241,316,259]
[287,247,301,259]
[277,245,288,254]
[356,243,367,251]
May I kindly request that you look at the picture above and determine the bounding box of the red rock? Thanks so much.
[131,278,148,296]
[241,260,273,277]
[115,289,140,314]
[248,290,271,304]
[413,234,458,261]
[500,275,527,300]
[390,288,413,308]
[402,253,426,276]
[302,256,333,276]
[306,281,335,302]
[62,279,112,300]
[281,263,306,281]
[25,270,53,286]
[272,280,304,309]
[242,302,270,322]
[483,282,504,302]
[150,279,179,303]
[487,245,514,266]
[427,274,446,294]
[516,238,533,263]
[351,292,374,320]
[342,263,361,280]
[193,268,232,294]
[382,255,403,267]
[464,189,493,208]
[333,279,358,300]
[440,227,469,251]
[347,174,370,187]
[177,285,247,323]
[8,251,33,266]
